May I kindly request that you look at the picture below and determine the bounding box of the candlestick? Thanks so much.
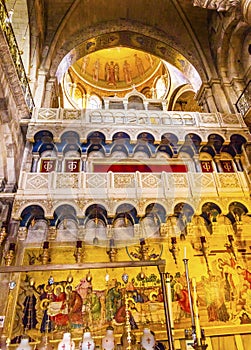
[183,257,195,329]
[40,241,50,264]
[192,278,202,346]
[74,240,85,263]
[166,274,174,333]
[184,246,187,259]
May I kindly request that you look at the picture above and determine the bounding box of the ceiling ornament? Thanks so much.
[193,0,240,12]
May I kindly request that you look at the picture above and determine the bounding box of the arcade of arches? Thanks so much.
[0,1,251,350]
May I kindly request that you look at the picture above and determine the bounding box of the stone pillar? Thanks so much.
[214,155,222,172]
[34,69,48,108]
[43,77,58,108]
[234,155,243,171]
[57,154,63,172]
[210,79,232,113]
[197,83,218,113]
[31,153,40,172]
[71,83,77,98]
[5,143,16,192]
[85,93,90,109]
[231,78,245,100]
[81,155,87,172]
[193,154,201,172]
[21,141,33,172]
[243,144,251,176]
[221,73,240,113]
[162,101,167,111]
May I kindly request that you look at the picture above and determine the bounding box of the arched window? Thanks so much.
[88,95,102,109]
[155,75,169,99]
[54,205,79,241]
[84,205,108,244]
[141,203,166,238]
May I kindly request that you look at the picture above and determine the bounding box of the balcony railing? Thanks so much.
[17,171,250,199]
[0,0,35,113]
[236,80,251,119]
[28,108,246,129]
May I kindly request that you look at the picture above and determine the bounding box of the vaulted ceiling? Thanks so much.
[6,0,251,95]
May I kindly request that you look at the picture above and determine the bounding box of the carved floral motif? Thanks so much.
[193,0,240,12]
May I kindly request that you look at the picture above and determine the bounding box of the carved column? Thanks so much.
[196,83,218,113]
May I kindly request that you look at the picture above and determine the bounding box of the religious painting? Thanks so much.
[7,242,251,345]
[10,268,168,344]
[73,47,160,91]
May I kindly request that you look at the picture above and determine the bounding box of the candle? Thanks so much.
[184,246,187,259]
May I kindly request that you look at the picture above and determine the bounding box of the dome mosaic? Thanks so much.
[72,47,162,92]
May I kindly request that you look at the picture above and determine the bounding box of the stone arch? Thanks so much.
[83,204,108,244]
[230,134,247,153]
[60,130,81,144]
[199,202,222,234]
[87,131,106,144]
[20,205,45,228]
[217,17,250,82]
[166,202,195,237]
[53,204,78,227]
[48,19,207,83]
[84,204,108,226]
[227,201,249,224]
[140,203,166,238]
[112,203,137,242]
[169,84,201,111]
[113,203,138,225]
[207,133,225,154]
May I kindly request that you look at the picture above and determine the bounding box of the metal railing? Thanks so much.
[0,0,35,113]
[236,80,251,118]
